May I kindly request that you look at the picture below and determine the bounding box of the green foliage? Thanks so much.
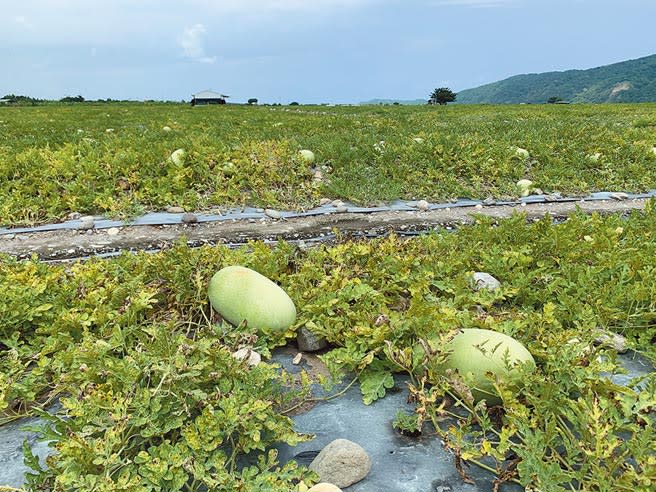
[2,209,656,489]
[2,102,656,225]
[429,87,457,105]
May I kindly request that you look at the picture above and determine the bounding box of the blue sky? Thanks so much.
[2,0,655,103]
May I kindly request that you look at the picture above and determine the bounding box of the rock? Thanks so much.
[331,199,345,208]
[77,218,94,230]
[474,204,483,209]
[4,233,16,240]
[297,326,328,352]
[308,484,342,492]
[67,212,81,220]
[593,330,628,353]
[162,126,172,132]
[167,206,185,214]
[482,197,496,206]
[309,439,371,488]
[265,209,282,219]
[335,206,348,213]
[292,352,303,365]
[181,213,198,224]
[105,128,114,133]
[472,272,501,291]
[208,266,297,333]
[106,227,120,236]
[610,192,629,201]
[232,347,261,366]
[319,198,332,206]
[415,200,429,211]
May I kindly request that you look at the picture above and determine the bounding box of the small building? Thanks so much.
[191,90,229,106]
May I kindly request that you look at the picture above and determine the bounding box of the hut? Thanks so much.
[191,90,229,106]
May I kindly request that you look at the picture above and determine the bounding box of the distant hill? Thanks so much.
[361,98,425,106]
[457,54,656,104]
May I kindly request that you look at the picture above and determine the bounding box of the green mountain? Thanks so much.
[457,54,656,104]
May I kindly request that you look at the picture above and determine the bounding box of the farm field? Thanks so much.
[1,103,656,225]
[1,103,656,492]
[2,209,656,490]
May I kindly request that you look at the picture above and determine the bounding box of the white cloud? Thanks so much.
[178,24,216,64]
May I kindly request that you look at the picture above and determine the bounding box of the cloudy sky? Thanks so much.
[3,0,655,103]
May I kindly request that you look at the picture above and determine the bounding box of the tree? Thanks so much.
[428,87,456,105]
[547,96,563,104]
[60,95,85,103]
[247,98,258,105]
[289,101,299,106]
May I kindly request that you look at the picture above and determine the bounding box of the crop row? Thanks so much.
[2,208,655,490]
[1,103,656,225]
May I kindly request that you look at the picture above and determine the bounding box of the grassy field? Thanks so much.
[1,103,656,225]
[2,103,656,491]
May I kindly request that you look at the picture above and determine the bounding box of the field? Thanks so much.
[1,103,656,225]
[1,103,656,491]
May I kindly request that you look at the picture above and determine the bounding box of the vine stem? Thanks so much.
[281,374,359,415]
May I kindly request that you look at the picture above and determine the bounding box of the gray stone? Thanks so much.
[320,198,332,206]
[482,197,496,206]
[610,192,629,201]
[593,330,629,353]
[67,212,81,220]
[309,439,371,488]
[331,199,345,208]
[472,272,501,291]
[232,347,261,366]
[265,209,282,219]
[181,213,198,224]
[335,206,348,213]
[416,200,430,211]
[106,227,120,236]
[77,218,94,230]
[297,326,328,352]
[166,206,185,214]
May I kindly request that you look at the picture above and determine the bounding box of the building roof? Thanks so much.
[192,90,229,99]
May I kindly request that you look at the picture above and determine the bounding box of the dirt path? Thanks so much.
[0,198,650,261]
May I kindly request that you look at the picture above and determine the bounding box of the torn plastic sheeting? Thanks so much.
[2,190,655,236]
